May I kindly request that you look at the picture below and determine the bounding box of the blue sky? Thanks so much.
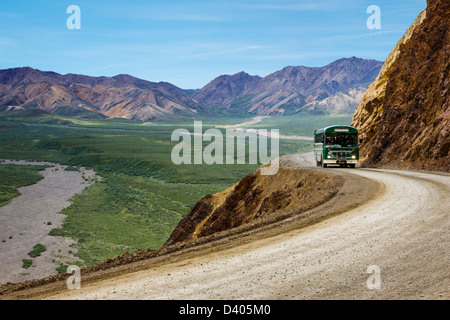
[0,0,426,89]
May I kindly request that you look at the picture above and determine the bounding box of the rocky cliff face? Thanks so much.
[352,0,449,171]
[166,165,342,244]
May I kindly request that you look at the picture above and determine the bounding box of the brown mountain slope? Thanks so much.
[190,71,262,106]
[1,57,382,120]
[352,0,449,171]
[0,67,201,121]
[166,164,342,245]
[193,57,383,115]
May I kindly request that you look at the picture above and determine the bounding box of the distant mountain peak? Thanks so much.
[192,57,383,115]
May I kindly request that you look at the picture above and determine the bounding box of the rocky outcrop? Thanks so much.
[166,165,342,244]
[352,0,449,171]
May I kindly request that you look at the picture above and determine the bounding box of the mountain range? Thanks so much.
[192,57,382,116]
[0,67,200,120]
[0,57,382,121]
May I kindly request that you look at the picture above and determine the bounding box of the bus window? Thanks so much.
[325,136,334,145]
[325,133,357,147]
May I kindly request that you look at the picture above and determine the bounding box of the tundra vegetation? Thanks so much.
[0,164,49,207]
[0,109,351,266]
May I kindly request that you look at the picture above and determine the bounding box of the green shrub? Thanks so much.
[22,259,33,269]
[35,140,62,150]
[56,264,69,274]
[28,243,47,258]
[64,166,79,171]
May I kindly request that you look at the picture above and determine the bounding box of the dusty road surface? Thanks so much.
[0,160,98,284]
[2,153,449,300]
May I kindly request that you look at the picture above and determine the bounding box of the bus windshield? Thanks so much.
[325,133,357,147]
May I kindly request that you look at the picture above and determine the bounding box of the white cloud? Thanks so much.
[322,30,398,41]
[0,35,19,47]
[242,0,346,11]
[151,14,223,22]
[191,44,273,58]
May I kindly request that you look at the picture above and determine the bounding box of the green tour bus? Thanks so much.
[314,125,360,168]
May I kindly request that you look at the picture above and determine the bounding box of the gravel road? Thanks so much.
[1,153,448,300]
[20,153,445,300]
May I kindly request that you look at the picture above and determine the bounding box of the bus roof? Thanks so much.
[314,125,358,135]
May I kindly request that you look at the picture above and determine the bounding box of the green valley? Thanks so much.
[0,109,351,267]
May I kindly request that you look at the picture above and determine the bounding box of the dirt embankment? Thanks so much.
[166,164,342,244]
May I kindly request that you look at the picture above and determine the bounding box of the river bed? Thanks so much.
[0,160,99,285]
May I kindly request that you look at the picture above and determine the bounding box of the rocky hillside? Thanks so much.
[193,57,383,115]
[352,0,449,171]
[190,71,262,107]
[0,67,201,121]
[0,57,382,120]
[166,164,342,245]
